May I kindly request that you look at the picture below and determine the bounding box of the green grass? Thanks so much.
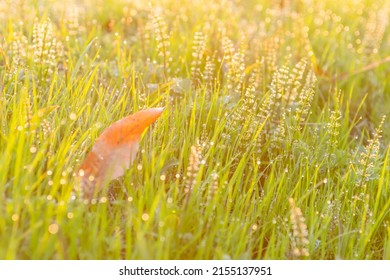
[0,0,389,259]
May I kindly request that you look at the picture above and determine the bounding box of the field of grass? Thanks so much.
[0,0,389,260]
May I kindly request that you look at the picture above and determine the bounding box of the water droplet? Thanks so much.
[69,113,77,120]
[48,223,59,234]
[142,213,149,221]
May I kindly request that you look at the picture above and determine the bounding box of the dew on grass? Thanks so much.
[69,113,77,120]
[141,213,149,221]
[48,223,59,234]
[12,214,19,222]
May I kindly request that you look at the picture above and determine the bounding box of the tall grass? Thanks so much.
[0,0,389,259]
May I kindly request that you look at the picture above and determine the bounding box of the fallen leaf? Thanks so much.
[78,107,164,199]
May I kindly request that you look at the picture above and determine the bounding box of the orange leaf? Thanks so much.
[77,107,164,199]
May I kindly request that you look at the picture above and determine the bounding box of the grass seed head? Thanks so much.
[289,198,309,258]
[185,144,201,194]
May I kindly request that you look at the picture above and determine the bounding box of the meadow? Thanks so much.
[0,0,389,259]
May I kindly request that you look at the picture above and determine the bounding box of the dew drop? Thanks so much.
[69,113,77,120]
[12,214,19,222]
[30,146,37,154]
[48,223,59,234]
[142,213,149,221]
